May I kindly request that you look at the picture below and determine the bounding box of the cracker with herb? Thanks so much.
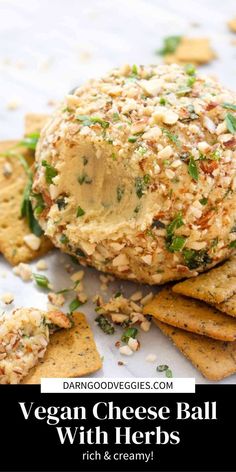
[155,320,236,381]
[173,257,236,304]
[24,113,49,136]
[24,312,102,383]
[143,288,236,341]
[0,140,52,265]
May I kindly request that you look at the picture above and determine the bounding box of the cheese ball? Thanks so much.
[32,64,236,284]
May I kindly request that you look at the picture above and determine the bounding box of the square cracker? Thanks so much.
[24,113,49,136]
[173,257,236,304]
[143,288,236,341]
[0,140,52,265]
[23,312,102,383]
[155,320,236,381]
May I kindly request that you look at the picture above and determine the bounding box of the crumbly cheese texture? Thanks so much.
[33,64,236,284]
[0,308,70,384]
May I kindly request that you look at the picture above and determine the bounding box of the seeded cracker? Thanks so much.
[143,288,236,341]
[173,257,236,304]
[23,312,102,383]
[155,320,236,381]
[228,18,236,33]
[0,141,52,265]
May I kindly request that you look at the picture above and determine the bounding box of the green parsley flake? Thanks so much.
[33,273,50,289]
[199,197,208,206]
[19,133,40,151]
[168,236,186,252]
[42,160,58,184]
[225,113,236,134]
[222,103,236,111]
[157,36,182,56]
[188,156,199,181]
[69,298,83,313]
[76,206,85,217]
[95,315,115,335]
[121,327,138,344]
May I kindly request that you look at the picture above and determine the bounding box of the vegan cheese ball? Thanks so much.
[32,64,236,284]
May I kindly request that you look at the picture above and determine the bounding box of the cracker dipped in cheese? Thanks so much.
[32,64,236,284]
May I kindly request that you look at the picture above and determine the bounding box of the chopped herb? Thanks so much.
[131,64,138,76]
[211,237,218,248]
[112,112,120,121]
[78,172,92,185]
[222,103,236,111]
[187,76,196,87]
[225,113,236,134]
[57,280,80,295]
[42,160,58,184]
[60,234,69,244]
[69,298,83,313]
[114,292,122,298]
[95,315,115,334]
[152,219,165,229]
[18,132,40,151]
[32,193,45,216]
[165,368,173,378]
[157,35,182,56]
[185,64,196,76]
[162,128,180,145]
[56,196,67,210]
[188,156,199,181]
[168,236,186,252]
[156,364,169,372]
[76,206,85,217]
[135,175,150,199]
[76,248,86,258]
[21,175,43,237]
[121,327,138,343]
[183,248,212,269]
[117,185,125,202]
[159,97,166,105]
[138,146,147,155]
[229,240,236,249]
[128,136,138,143]
[166,212,184,237]
[76,115,109,129]
[111,153,117,160]
[134,205,141,214]
[33,273,50,289]
[199,197,208,206]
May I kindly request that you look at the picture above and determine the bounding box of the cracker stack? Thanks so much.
[143,257,236,381]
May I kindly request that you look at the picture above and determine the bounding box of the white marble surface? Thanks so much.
[0,0,236,383]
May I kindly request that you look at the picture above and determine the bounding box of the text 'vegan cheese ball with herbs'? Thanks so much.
[32,64,236,284]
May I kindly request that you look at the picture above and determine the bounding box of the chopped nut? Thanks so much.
[141,292,153,305]
[23,234,41,251]
[48,292,65,307]
[0,292,14,304]
[140,320,151,332]
[70,270,84,282]
[128,337,139,351]
[13,263,32,281]
[36,260,48,271]
[130,291,143,301]
[111,313,129,323]
[145,354,157,362]
[2,162,13,177]
[119,345,133,356]
[6,99,22,110]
